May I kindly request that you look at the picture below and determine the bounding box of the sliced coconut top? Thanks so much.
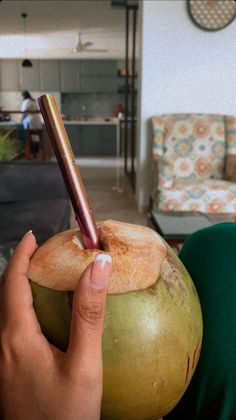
[28,220,167,294]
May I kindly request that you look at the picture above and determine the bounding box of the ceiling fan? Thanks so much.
[72,33,108,53]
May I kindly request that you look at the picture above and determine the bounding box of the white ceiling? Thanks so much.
[0,0,130,59]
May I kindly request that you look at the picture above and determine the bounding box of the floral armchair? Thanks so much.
[151,113,236,213]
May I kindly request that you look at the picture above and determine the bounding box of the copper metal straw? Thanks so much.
[38,94,101,249]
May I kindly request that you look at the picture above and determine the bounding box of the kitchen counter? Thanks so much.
[0,118,120,127]
[63,118,119,126]
[0,118,121,158]
[63,120,120,157]
[0,121,22,126]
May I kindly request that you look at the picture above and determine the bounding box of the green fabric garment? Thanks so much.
[165,223,236,420]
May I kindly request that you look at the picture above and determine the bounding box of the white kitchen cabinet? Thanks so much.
[19,60,40,91]
[39,60,60,91]
[0,60,19,91]
[60,60,80,92]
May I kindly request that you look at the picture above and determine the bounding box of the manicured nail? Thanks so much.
[90,254,112,289]
[95,254,112,268]
[22,230,33,239]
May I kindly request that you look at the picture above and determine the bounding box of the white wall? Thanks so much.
[0,1,126,60]
[136,0,236,210]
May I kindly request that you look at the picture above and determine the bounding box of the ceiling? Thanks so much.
[0,0,131,59]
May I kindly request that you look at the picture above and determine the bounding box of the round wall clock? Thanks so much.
[188,0,236,31]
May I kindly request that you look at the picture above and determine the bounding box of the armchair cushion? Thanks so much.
[152,113,236,214]
[152,114,226,189]
[154,179,236,213]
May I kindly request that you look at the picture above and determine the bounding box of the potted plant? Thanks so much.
[0,129,23,160]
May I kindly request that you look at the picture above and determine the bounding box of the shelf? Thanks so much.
[117,69,138,78]
[117,87,137,94]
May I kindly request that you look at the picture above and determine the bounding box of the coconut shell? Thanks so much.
[28,220,166,294]
[27,220,203,418]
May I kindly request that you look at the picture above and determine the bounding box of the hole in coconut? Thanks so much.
[73,229,106,252]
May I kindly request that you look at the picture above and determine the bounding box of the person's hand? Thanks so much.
[0,231,112,420]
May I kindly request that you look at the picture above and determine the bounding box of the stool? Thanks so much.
[24,129,48,160]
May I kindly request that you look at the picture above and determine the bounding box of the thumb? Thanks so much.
[66,254,112,375]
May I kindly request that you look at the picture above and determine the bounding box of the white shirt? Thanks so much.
[21,98,42,130]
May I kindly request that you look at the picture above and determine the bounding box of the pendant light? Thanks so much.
[21,12,32,68]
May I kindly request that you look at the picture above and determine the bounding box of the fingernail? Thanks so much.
[22,230,33,239]
[95,254,112,268]
[90,254,112,290]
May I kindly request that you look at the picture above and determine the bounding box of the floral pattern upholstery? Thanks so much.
[152,114,236,213]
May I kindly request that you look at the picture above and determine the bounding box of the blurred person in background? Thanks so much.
[21,90,42,155]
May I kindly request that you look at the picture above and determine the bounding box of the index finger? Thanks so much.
[0,231,39,330]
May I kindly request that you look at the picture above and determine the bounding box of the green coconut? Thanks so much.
[28,220,203,419]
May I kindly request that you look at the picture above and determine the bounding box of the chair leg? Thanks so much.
[39,139,46,160]
[24,138,31,160]
[41,133,50,160]
[47,143,51,161]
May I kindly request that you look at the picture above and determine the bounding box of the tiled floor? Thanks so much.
[70,159,150,228]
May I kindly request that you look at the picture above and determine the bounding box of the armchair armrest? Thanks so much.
[225,155,236,182]
[150,155,161,203]
[151,154,175,197]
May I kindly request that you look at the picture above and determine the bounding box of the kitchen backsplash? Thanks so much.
[61,93,125,120]
[0,91,125,122]
[0,91,61,122]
